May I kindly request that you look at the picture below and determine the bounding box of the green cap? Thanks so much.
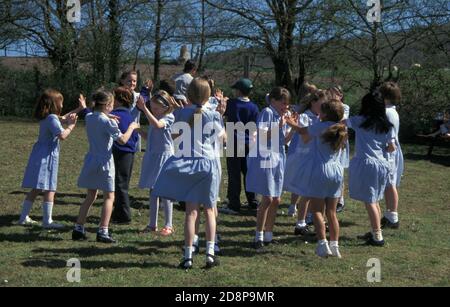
[231,78,253,92]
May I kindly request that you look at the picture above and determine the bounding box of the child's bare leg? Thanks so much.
[325,198,340,242]
[100,192,114,228]
[311,198,326,241]
[76,190,98,225]
[26,189,41,202]
[366,202,383,241]
[384,185,399,213]
[185,203,199,247]
[297,197,310,222]
[265,197,280,233]
[256,196,272,233]
[204,207,216,243]
[19,189,42,223]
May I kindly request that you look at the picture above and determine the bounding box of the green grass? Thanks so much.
[0,119,449,287]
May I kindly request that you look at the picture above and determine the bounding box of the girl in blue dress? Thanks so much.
[284,90,325,236]
[19,89,80,229]
[286,100,348,258]
[72,90,140,244]
[153,78,225,269]
[246,87,290,251]
[380,82,404,230]
[347,93,397,247]
[137,90,178,237]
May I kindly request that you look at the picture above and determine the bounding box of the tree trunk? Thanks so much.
[108,0,121,83]
[197,0,206,72]
[153,0,163,83]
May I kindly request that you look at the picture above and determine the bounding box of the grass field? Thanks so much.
[0,118,449,287]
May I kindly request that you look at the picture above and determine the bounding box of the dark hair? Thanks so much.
[202,75,215,93]
[359,93,393,134]
[113,87,133,109]
[269,87,291,103]
[158,79,176,96]
[184,60,197,73]
[379,82,402,105]
[33,89,64,120]
[299,89,326,114]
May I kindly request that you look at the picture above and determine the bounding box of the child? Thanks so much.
[286,100,347,258]
[137,90,177,236]
[379,82,404,229]
[119,71,143,151]
[284,90,326,235]
[19,89,79,229]
[347,93,397,247]
[246,87,290,251]
[72,90,140,243]
[153,78,225,269]
[328,86,351,213]
[110,87,140,224]
[286,83,319,217]
[222,78,260,214]
[172,60,197,100]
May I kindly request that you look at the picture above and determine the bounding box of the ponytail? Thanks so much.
[321,124,348,152]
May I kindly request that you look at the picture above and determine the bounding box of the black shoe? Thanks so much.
[294,225,310,236]
[254,241,265,252]
[336,203,345,213]
[365,236,385,247]
[264,239,280,246]
[205,254,220,269]
[112,219,131,225]
[96,232,117,244]
[179,258,193,270]
[72,229,88,241]
[358,232,373,240]
[248,201,259,210]
[381,217,400,229]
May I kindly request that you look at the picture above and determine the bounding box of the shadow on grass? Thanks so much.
[21,258,176,270]
[0,232,65,243]
[31,245,166,258]
[404,153,450,167]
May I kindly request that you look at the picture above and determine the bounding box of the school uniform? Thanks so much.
[153,106,224,207]
[139,114,175,189]
[172,73,194,97]
[284,109,320,193]
[131,91,142,152]
[246,106,287,198]
[224,97,260,210]
[289,122,344,199]
[110,107,139,222]
[22,114,64,191]
[347,116,396,204]
[78,112,123,192]
[386,105,404,187]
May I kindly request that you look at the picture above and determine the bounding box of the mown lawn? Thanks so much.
[0,118,449,287]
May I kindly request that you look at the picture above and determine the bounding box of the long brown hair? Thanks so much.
[379,81,402,105]
[320,100,348,152]
[299,89,326,114]
[113,86,133,109]
[33,89,64,120]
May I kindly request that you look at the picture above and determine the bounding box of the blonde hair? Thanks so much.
[151,90,177,115]
[187,78,212,128]
[320,100,347,152]
[33,89,64,120]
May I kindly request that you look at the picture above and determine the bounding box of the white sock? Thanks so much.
[255,231,264,242]
[193,234,199,247]
[184,246,193,260]
[206,241,215,256]
[372,230,384,242]
[339,196,345,205]
[330,241,339,248]
[264,232,273,242]
[42,202,54,225]
[318,239,328,245]
[99,227,109,235]
[296,220,307,228]
[385,211,399,224]
[74,224,85,233]
[19,200,33,222]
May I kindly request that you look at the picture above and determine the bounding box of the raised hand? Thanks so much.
[79,94,87,109]
[217,97,228,116]
[67,114,78,126]
[108,114,121,124]
[136,96,147,111]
